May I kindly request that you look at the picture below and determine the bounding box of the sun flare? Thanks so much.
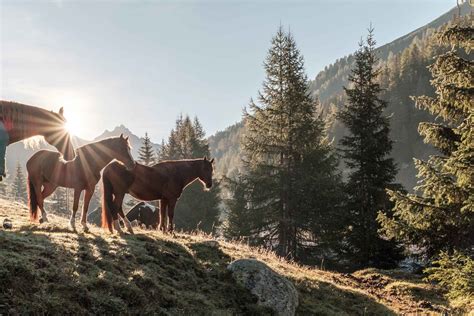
[64,118,82,137]
[50,91,91,139]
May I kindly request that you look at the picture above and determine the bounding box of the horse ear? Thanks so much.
[204,156,208,161]
[210,158,215,164]
[125,136,129,141]
[59,107,64,116]
[120,133,124,139]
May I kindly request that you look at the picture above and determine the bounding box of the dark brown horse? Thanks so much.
[0,101,75,180]
[101,157,214,234]
[27,135,135,231]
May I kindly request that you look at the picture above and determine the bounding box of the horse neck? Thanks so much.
[178,160,202,188]
[4,105,45,142]
[77,141,116,173]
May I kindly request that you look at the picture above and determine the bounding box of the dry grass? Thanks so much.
[0,199,458,315]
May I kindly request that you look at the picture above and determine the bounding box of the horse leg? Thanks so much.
[112,193,125,234]
[159,199,168,233]
[167,200,177,234]
[118,206,134,235]
[80,189,93,233]
[38,182,57,223]
[69,189,81,231]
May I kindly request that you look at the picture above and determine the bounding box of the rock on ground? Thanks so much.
[227,258,298,316]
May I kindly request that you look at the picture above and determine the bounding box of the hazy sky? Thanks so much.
[1,0,455,141]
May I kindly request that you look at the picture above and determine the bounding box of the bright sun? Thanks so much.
[64,118,82,137]
[50,91,90,138]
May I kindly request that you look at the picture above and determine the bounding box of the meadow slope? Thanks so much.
[0,199,453,315]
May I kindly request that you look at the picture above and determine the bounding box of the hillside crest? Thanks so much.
[0,199,451,314]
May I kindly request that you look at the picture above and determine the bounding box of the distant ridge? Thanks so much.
[206,3,473,188]
[309,2,471,102]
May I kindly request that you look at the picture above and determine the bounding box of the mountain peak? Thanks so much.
[95,124,135,141]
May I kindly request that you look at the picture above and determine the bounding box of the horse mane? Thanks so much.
[0,100,61,119]
[75,136,130,157]
[0,100,62,139]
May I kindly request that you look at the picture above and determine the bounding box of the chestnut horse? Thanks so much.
[0,101,75,180]
[101,157,214,234]
[27,135,135,232]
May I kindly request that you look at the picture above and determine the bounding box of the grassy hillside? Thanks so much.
[0,199,454,315]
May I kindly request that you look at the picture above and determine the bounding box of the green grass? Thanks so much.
[0,199,457,315]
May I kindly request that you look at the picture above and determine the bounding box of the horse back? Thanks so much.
[26,150,62,174]
[127,163,168,200]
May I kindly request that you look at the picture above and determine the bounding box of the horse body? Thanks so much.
[27,135,135,232]
[101,157,214,234]
[0,101,75,179]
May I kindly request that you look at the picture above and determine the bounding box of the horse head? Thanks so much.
[198,156,214,190]
[113,134,136,170]
[43,107,75,160]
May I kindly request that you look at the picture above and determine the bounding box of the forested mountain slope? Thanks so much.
[208,4,472,189]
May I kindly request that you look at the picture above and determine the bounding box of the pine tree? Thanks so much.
[337,27,403,269]
[138,132,155,166]
[50,187,67,214]
[240,27,343,260]
[158,115,221,233]
[222,175,254,241]
[12,161,27,203]
[379,22,473,264]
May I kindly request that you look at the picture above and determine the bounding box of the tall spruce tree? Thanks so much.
[379,22,473,261]
[222,175,254,241]
[239,27,343,261]
[12,161,27,203]
[158,115,221,233]
[138,132,155,166]
[337,27,403,269]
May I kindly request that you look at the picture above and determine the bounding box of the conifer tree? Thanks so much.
[337,27,403,269]
[158,115,221,233]
[50,187,67,214]
[138,132,155,166]
[240,27,343,260]
[379,22,473,260]
[222,175,254,241]
[12,161,27,203]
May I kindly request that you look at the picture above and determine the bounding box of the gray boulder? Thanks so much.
[227,259,298,316]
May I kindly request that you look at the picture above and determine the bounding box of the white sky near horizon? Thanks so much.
[0,0,456,141]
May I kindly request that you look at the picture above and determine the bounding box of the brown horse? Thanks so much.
[27,135,135,232]
[101,157,214,234]
[0,101,75,180]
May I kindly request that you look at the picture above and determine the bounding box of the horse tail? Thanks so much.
[101,173,115,233]
[28,175,39,221]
